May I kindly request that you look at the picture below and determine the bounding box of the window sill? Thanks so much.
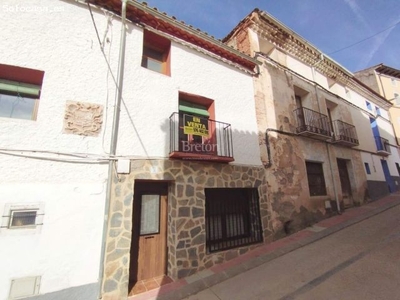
[170,151,234,163]
[309,195,330,201]
[141,66,170,77]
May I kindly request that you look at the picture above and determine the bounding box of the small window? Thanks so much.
[0,64,44,121]
[364,162,371,174]
[141,30,171,75]
[366,101,372,110]
[306,161,327,196]
[9,210,37,228]
[1,203,44,232]
[205,188,263,253]
[375,106,381,116]
[140,195,160,235]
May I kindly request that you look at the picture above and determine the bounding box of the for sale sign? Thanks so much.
[184,115,209,137]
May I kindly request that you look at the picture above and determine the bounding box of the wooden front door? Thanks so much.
[137,194,167,280]
[337,159,353,207]
[129,182,168,289]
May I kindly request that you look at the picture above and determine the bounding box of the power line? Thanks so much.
[328,19,400,55]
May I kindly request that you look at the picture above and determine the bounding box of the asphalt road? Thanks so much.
[185,205,400,300]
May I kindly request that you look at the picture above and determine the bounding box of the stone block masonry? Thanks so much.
[101,159,268,300]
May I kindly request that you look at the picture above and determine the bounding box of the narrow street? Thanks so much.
[186,205,400,300]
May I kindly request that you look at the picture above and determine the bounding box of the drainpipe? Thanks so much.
[311,54,341,213]
[98,0,128,298]
[325,143,341,213]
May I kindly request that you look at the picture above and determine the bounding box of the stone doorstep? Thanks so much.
[128,194,400,300]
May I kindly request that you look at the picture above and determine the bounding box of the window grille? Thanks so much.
[205,188,263,253]
[306,161,327,196]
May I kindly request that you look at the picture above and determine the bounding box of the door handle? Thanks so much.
[145,236,155,239]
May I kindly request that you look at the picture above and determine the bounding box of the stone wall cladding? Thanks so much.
[63,100,103,136]
[101,159,268,299]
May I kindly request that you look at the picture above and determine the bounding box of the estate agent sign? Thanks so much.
[183,115,209,137]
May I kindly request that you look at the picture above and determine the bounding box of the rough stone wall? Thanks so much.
[252,58,369,237]
[354,69,381,95]
[101,159,268,300]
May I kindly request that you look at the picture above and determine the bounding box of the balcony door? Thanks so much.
[295,95,305,128]
[178,99,215,154]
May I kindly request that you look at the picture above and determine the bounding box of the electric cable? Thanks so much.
[328,19,400,55]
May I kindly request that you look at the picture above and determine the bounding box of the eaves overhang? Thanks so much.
[87,0,259,72]
[224,8,391,109]
[375,64,400,79]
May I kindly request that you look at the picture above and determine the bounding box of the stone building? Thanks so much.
[223,9,400,232]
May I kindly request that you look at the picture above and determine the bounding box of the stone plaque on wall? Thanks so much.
[63,100,103,136]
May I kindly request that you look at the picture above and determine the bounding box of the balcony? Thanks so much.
[331,120,359,147]
[169,112,234,163]
[294,107,332,140]
[375,136,391,156]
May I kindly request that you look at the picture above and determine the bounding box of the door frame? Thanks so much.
[381,160,395,193]
[336,158,354,208]
[129,181,169,288]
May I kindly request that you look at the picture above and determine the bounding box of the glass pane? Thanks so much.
[145,57,163,73]
[140,195,160,235]
[144,47,164,61]
[0,93,35,120]
[10,211,37,227]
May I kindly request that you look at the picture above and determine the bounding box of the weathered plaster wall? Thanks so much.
[252,57,368,235]
[101,160,268,300]
[354,69,381,95]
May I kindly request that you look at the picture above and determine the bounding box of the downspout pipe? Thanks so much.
[311,54,341,214]
[98,0,128,298]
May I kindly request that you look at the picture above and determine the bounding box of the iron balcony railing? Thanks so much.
[331,120,359,146]
[169,112,233,159]
[293,107,331,137]
[374,136,391,154]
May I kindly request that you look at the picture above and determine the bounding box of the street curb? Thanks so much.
[129,194,400,300]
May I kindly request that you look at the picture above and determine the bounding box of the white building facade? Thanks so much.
[0,1,263,299]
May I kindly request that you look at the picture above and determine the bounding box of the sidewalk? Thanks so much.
[129,193,400,300]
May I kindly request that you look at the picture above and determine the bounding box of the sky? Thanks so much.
[142,0,400,73]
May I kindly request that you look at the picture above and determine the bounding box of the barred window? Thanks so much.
[205,188,263,253]
[306,161,327,196]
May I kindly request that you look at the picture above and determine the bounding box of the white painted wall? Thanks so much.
[117,28,261,166]
[0,1,116,298]
[0,0,261,298]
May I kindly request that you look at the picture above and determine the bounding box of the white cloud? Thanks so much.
[343,0,397,69]
[343,0,370,29]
